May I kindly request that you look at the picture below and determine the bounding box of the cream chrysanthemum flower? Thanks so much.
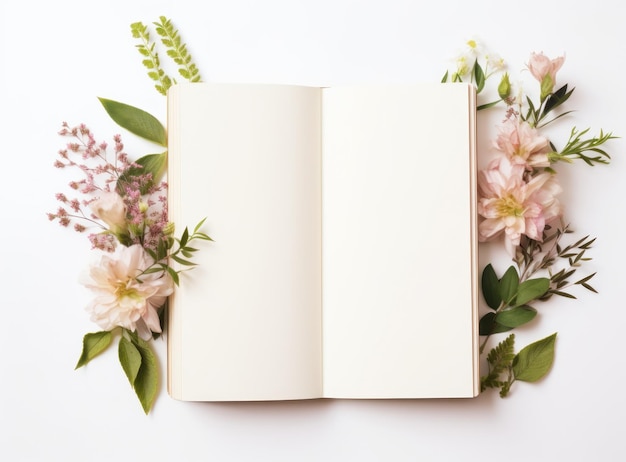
[81,244,173,339]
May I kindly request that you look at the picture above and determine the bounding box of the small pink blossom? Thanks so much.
[81,244,174,340]
[527,52,565,94]
[478,157,562,254]
[494,119,551,168]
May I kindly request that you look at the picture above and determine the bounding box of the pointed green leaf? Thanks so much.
[515,278,550,306]
[500,266,520,304]
[496,305,537,328]
[98,97,167,146]
[130,335,159,414]
[481,264,502,310]
[116,152,168,194]
[473,60,485,93]
[76,331,113,369]
[513,333,557,382]
[119,336,142,385]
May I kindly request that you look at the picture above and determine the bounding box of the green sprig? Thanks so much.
[154,16,201,83]
[143,218,213,286]
[131,21,173,96]
[549,127,616,166]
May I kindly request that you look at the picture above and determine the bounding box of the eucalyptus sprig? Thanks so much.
[479,264,559,397]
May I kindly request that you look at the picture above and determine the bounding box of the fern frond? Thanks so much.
[130,21,173,95]
[481,334,516,393]
[154,16,202,83]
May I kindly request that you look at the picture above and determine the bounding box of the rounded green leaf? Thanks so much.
[499,266,520,304]
[481,264,502,310]
[515,278,550,306]
[513,333,557,382]
[479,312,512,336]
[495,305,537,328]
[98,97,167,146]
[76,331,113,369]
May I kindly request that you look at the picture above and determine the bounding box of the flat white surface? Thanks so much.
[2,0,625,461]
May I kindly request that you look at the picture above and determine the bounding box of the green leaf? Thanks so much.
[481,264,502,310]
[116,152,168,194]
[119,332,159,414]
[513,333,557,382]
[98,97,167,146]
[543,84,573,115]
[514,278,550,306]
[477,100,502,111]
[495,305,537,328]
[479,312,512,336]
[76,331,113,369]
[130,334,159,414]
[119,336,142,385]
[473,60,485,93]
[500,266,520,304]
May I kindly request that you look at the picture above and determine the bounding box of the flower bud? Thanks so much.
[162,222,175,236]
[527,52,565,101]
[498,73,511,100]
[90,192,128,236]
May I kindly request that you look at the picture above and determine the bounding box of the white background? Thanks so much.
[1,1,625,460]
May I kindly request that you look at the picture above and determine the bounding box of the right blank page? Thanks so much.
[321,83,478,398]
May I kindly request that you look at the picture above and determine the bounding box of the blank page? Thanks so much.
[321,83,478,398]
[167,84,323,401]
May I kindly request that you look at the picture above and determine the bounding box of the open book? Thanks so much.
[167,82,479,401]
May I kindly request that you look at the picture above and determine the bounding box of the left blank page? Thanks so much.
[167,84,323,401]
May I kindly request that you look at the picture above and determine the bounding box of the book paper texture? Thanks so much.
[167,82,478,401]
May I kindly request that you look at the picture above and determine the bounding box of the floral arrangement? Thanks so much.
[49,19,616,413]
[48,17,209,414]
[443,41,615,396]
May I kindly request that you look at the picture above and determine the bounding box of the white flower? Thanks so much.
[90,191,128,235]
[81,244,174,340]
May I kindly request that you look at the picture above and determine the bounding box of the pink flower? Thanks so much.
[494,119,550,168]
[81,244,174,339]
[478,158,562,254]
[527,52,565,97]
[90,191,128,235]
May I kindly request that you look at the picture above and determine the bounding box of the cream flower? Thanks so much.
[90,191,128,235]
[478,157,562,254]
[494,119,551,168]
[81,244,174,339]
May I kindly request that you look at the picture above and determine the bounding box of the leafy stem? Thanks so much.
[142,218,213,286]
[154,16,201,83]
[548,127,615,166]
[130,21,173,95]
